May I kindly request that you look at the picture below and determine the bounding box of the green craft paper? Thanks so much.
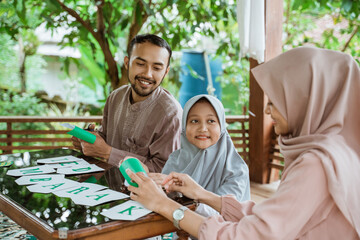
[84,176,97,183]
[0,161,13,167]
[67,126,96,144]
[119,158,147,187]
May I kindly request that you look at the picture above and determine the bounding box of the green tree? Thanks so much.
[1,0,239,92]
[284,0,360,62]
[0,1,43,93]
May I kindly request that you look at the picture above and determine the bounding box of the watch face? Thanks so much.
[173,209,184,220]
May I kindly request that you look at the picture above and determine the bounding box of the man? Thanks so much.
[73,34,182,173]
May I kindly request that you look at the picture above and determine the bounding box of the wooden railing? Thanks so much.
[0,116,249,157]
[0,116,102,154]
[0,115,283,181]
[225,115,249,164]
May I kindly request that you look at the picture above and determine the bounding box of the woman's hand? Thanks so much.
[126,169,168,212]
[149,173,168,185]
[162,172,205,201]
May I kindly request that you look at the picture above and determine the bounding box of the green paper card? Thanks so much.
[119,158,147,187]
[62,123,96,144]
[84,175,97,183]
[0,161,13,167]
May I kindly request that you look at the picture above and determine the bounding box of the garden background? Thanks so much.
[0,0,359,120]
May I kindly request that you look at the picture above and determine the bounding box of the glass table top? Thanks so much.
[0,149,192,231]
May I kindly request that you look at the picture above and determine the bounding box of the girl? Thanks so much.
[150,95,250,217]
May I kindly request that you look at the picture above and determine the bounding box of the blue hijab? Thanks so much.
[162,95,250,201]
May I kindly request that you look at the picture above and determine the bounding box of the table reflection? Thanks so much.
[0,149,129,230]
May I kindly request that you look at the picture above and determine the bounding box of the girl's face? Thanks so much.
[264,100,289,135]
[186,101,221,149]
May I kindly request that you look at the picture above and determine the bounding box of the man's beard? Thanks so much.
[128,74,165,97]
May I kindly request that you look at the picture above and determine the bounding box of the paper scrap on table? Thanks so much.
[15,174,65,185]
[61,123,96,144]
[50,159,90,169]
[0,161,13,167]
[27,178,80,193]
[101,200,151,221]
[71,189,129,207]
[56,164,104,175]
[54,182,107,198]
[6,165,55,177]
[36,155,83,164]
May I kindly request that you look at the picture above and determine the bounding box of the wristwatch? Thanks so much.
[172,206,189,230]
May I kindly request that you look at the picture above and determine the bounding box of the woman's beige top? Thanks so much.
[199,47,360,239]
[199,153,358,239]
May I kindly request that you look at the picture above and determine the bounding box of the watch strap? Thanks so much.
[173,206,188,230]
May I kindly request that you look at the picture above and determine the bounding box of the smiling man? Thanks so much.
[73,34,182,172]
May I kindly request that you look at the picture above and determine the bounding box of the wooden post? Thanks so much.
[249,0,283,183]
[5,122,12,154]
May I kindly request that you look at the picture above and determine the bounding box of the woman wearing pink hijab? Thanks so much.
[126,47,360,239]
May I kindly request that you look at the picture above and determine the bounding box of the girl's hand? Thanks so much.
[162,172,204,201]
[149,173,168,185]
[126,169,167,212]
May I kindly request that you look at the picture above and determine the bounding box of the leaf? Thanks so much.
[140,0,153,15]
[78,45,106,86]
[341,0,353,12]
[172,32,180,49]
[44,0,61,12]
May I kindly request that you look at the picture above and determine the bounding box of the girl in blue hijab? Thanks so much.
[151,94,250,217]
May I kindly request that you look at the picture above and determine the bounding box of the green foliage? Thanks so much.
[284,0,360,65]
[0,33,47,92]
[220,59,250,115]
[1,0,359,115]
[0,91,47,117]
[0,34,18,88]
[0,91,48,149]
[1,0,241,103]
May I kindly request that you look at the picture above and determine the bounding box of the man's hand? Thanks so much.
[80,132,112,161]
[71,136,82,151]
[71,123,96,151]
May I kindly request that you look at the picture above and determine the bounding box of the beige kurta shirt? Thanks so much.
[98,85,182,172]
[199,152,359,240]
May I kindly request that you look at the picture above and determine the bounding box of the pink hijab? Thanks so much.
[252,47,360,236]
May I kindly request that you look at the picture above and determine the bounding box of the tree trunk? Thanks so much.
[115,1,149,89]
[18,37,26,93]
[119,66,128,88]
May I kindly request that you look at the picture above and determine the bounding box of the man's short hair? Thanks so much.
[127,34,172,67]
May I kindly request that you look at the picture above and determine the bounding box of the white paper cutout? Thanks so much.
[27,178,80,193]
[36,155,82,164]
[15,174,65,185]
[71,189,128,206]
[54,182,107,198]
[100,200,152,220]
[6,165,56,177]
[50,159,90,169]
[61,123,75,130]
[56,164,104,175]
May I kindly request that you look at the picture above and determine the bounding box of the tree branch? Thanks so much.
[55,0,98,39]
[285,0,291,37]
[96,0,106,36]
[342,25,359,52]
[127,1,149,49]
